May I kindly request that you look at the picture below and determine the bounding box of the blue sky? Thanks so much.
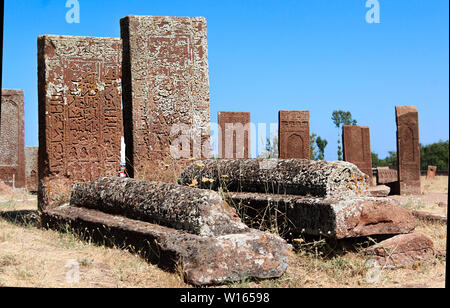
[2,0,449,160]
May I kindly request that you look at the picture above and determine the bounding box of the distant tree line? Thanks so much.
[372,140,449,171]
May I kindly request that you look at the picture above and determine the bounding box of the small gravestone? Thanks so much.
[218,111,251,159]
[426,165,437,180]
[0,89,25,188]
[25,146,38,192]
[342,125,373,184]
[278,110,310,159]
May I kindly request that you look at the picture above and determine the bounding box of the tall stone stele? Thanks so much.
[37,35,123,211]
[395,105,421,195]
[120,16,211,179]
[278,110,310,159]
[0,89,26,188]
[342,125,373,185]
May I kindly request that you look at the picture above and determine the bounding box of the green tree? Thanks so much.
[331,110,357,160]
[372,151,397,168]
[316,137,328,160]
[420,140,449,171]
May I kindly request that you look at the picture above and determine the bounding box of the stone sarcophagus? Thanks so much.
[37,35,123,211]
[179,159,416,239]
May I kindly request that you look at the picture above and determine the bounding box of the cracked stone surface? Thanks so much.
[179,159,370,200]
[42,203,290,286]
[227,192,416,239]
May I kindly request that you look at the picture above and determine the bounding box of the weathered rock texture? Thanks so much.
[0,89,25,188]
[179,159,370,199]
[342,125,373,185]
[218,111,251,159]
[226,192,416,239]
[43,177,290,285]
[363,233,434,268]
[121,16,210,179]
[25,146,38,192]
[426,166,437,180]
[396,106,421,195]
[376,167,399,195]
[369,185,390,197]
[70,177,248,237]
[37,35,123,211]
[278,110,310,159]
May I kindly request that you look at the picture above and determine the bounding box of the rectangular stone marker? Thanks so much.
[120,16,211,179]
[426,165,437,180]
[278,110,310,159]
[342,125,373,185]
[376,167,398,184]
[37,35,123,210]
[0,89,25,188]
[395,106,421,195]
[25,146,38,192]
[218,111,251,159]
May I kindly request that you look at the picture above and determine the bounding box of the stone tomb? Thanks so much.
[121,16,211,179]
[218,111,251,159]
[42,177,290,285]
[342,125,373,185]
[426,166,437,180]
[278,110,310,159]
[25,146,39,192]
[179,159,416,239]
[0,89,25,188]
[395,106,421,195]
[37,35,123,210]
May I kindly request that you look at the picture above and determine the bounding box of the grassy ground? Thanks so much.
[0,177,447,288]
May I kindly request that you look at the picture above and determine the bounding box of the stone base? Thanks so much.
[226,192,416,239]
[369,185,391,197]
[42,204,290,286]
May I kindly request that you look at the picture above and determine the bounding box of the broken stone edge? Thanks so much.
[41,205,290,286]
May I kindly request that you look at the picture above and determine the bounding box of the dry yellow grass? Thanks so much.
[0,176,447,288]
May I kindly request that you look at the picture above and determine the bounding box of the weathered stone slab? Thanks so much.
[376,167,398,184]
[42,177,291,285]
[411,210,447,223]
[179,159,370,199]
[226,192,416,239]
[396,106,421,195]
[278,110,310,159]
[121,16,210,179]
[25,146,38,192]
[70,177,248,236]
[0,89,25,188]
[37,35,123,211]
[218,111,251,159]
[426,166,437,180]
[342,125,373,185]
[369,185,390,197]
[363,233,434,268]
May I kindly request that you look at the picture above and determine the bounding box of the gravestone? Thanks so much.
[25,146,38,192]
[218,111,251,159]
[395,106,421,195]
[37,35,123,210]
[120,16,211,179]
[278,110,310,159]
[426,166,437,180]
[0,89,25,188]
[342,125,373,185]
